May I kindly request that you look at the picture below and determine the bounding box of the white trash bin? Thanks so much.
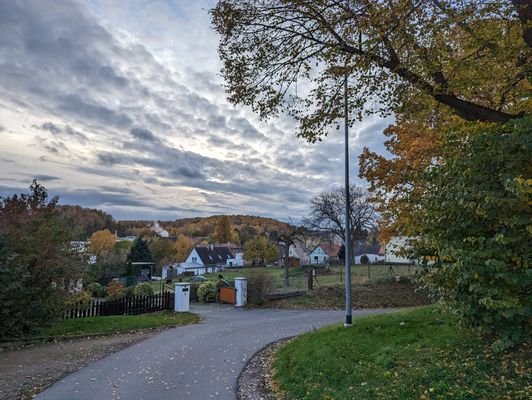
[234,277,247,307]
[174,283,191,312]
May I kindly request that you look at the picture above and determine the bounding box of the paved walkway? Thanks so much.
[36,305,384,400]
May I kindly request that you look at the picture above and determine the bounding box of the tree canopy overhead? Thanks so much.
[211,0,530,141]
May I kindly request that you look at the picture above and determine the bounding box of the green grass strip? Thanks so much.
[273,306,531,400]
[37,311,199,339]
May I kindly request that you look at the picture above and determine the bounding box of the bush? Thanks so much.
[198,281,217,303]
[360,254,369,265]
[246,271,274,305]
[417,117,531,348]
[70,290,92,304]
[106,281,125,300]
[87,282,105,298]
[125,285,136,297]
[134,283,154,296]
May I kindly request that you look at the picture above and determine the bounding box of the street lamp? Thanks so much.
[343,62,352,327]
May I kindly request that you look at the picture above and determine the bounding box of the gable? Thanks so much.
[185,248,203,265]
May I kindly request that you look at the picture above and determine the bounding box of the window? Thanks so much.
[192,256,197,263]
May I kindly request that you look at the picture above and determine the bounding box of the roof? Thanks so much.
[193,246,234,265]
[310,242,341,257]
[353,244,382,256]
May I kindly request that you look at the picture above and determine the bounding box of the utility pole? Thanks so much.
[344,63,352,327]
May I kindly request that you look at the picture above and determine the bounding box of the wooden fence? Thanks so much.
[63,291,175,319]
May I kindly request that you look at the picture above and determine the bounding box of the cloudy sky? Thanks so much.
[0,0,391,221]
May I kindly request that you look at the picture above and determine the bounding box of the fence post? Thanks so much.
[307,270,313,292]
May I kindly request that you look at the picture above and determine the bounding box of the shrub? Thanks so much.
[87,282,105,298]
[360,255,369,265]
[246,271,274,306]
[198,281,217,303]
[134,283,154,296]
[70,290,92,305]
[417,117,531,349]
[125,285,136,297]
[106,281,125,300]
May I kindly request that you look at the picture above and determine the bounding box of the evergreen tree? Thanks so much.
[127,238,153,262]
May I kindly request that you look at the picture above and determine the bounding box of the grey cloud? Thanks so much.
[58,94,132,128]
[172,165,204,179]
[34,174,60,182]
[37,122,89,145]
[97,153,125,166]
[208,115,227,130]
[58,189,151,208]
[40,122,61,135]
[130,127,161,143]
[43,145,58,154]
[0,0,391,220]
[228,117,266,140]
[98,185,134,194]
[207,135,233,147]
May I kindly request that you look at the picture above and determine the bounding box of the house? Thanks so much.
[309,243,341,265]
[288,241,310,267]
[70,241,96,265]
[385,236,416,264]
[353,243,385,264]
[179,245,237,275]
[216,243,245,267]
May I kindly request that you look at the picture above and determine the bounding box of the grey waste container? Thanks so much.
[174,283,191,312]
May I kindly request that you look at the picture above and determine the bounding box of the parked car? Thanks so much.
[188,275,207,283]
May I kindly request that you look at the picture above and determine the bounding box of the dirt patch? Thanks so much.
[0,330,159,400]
[264,279,431,310]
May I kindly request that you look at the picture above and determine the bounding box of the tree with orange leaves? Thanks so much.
[359,118,445,242]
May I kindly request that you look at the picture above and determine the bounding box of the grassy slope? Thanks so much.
[268,279,431,309]
[273,307,531,400]
[38,311,199,339]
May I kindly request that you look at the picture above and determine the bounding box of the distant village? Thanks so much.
[70,216,416,284]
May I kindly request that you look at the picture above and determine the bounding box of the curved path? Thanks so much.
[36,305,384,400]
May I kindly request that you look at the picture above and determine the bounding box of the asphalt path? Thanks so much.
[36,304,385,400]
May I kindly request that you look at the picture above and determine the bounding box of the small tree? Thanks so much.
[89,229,116,256]
[0,181,80,339]
[127,238,153,263]
[149,237,176,273]
[244,236,279,266]
[214,215,233,243]
[175,234,194,262]
[304,185,376,264]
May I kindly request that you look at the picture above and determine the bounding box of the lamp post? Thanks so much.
[344,64,352,327]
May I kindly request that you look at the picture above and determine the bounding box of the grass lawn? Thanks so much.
[157,264,418,294]
[37,311,199,339]
[273,307,531,400]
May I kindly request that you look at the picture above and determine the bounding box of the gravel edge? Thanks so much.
[237,337,294,400]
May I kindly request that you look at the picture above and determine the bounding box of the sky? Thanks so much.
[0,0,391,221]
